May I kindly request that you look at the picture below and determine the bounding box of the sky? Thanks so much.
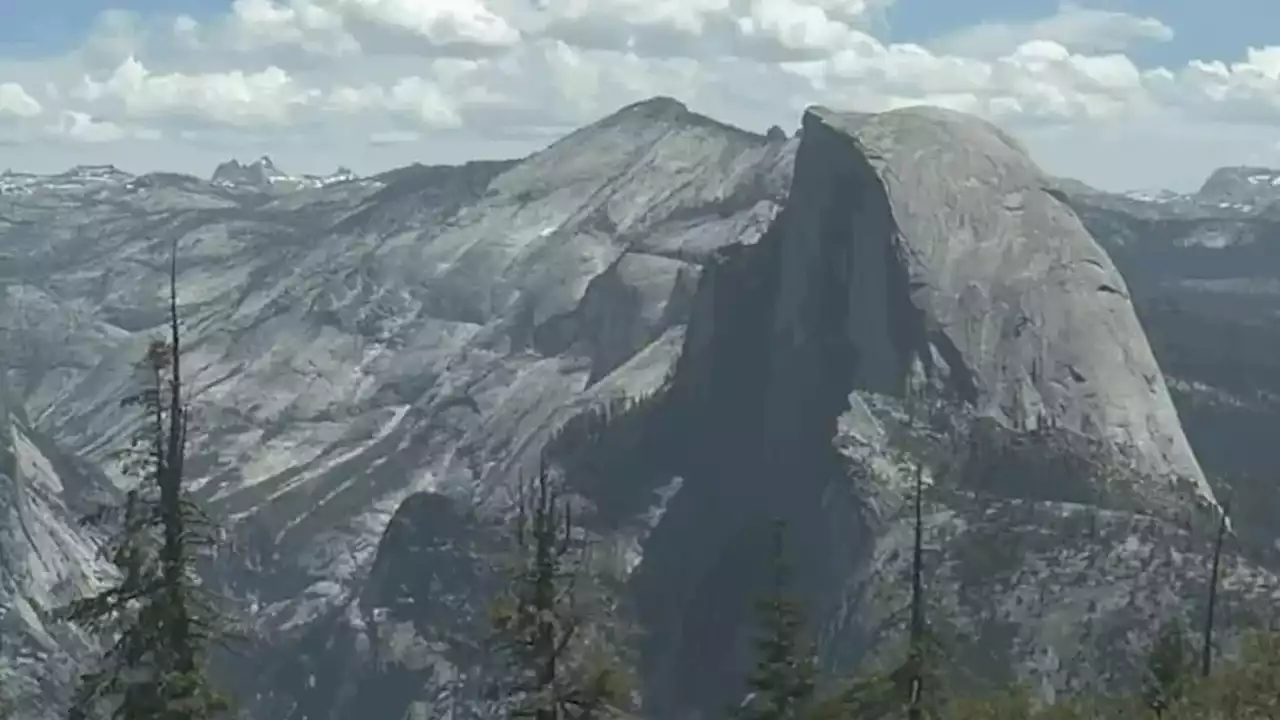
[0,0,1278,192]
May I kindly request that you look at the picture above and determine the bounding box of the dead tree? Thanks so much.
[1200,502,1230,678]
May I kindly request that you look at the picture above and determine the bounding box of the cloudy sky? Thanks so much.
[1,0,1277,191]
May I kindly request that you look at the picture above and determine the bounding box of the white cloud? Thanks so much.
[781,38,1156,124]
[326,75,464,128]
[930,2,1174,58]
[529,0,888,62]
[368,129,421,145]
[2,0,1280,192]
[1145,47,1280,123]
[223,0,359,56]
[49,111,130,142]
[221,0,520,57]
[0,83,43,118]
[74,56,317,126]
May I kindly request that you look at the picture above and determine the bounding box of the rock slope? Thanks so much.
[1064,181,1280,560]
[2,99,1280,720]
[0,97,796,719]
[0,386,113,719]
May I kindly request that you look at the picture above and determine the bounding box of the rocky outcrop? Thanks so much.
[1195,165,1280,208]
[573,106,1274,720]
[242,491,496,720]
[1065,184,1280,559]
[792,107,1214,516]
[211,156,288,187]
[0,389,113,719]
[0,96,796,720]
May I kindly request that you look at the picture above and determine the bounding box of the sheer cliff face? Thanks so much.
[625,106,1275,720]
[790,108,1210,510]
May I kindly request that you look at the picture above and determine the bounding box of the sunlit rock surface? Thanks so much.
[2,99,1280,720]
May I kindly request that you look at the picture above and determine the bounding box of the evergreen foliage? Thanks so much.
[732,520,817,720]
[58,244,231,720]
[488,460,636,720]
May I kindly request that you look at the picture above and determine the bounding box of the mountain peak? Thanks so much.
[574,95,767,146]
[211,155,288,186]
[616,95,687,117]
[1195,165,1280,206]
[591,96,695,130]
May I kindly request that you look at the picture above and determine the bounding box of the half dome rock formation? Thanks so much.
[599,105,1267,719]
[788,106,1214,516]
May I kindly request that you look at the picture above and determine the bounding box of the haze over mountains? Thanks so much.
[2,96,1280,720]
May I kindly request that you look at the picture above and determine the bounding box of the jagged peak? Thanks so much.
[210,155,289,185]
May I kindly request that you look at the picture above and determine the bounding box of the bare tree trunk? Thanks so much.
[160,239,194,677]
[534,466,559,720]
[1200,503,1229,678]
[907,461,925,720]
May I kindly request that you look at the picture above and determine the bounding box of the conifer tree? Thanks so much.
[60,242,230,720]
[732,520,817,720]
[489,460,634,720]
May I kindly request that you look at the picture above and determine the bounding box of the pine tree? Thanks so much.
[489,459,634,720]
[732,520,817,720]
[60,242,230,720]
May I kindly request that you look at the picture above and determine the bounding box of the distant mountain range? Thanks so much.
[0,157,357,197]
[2,97,1280,720]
